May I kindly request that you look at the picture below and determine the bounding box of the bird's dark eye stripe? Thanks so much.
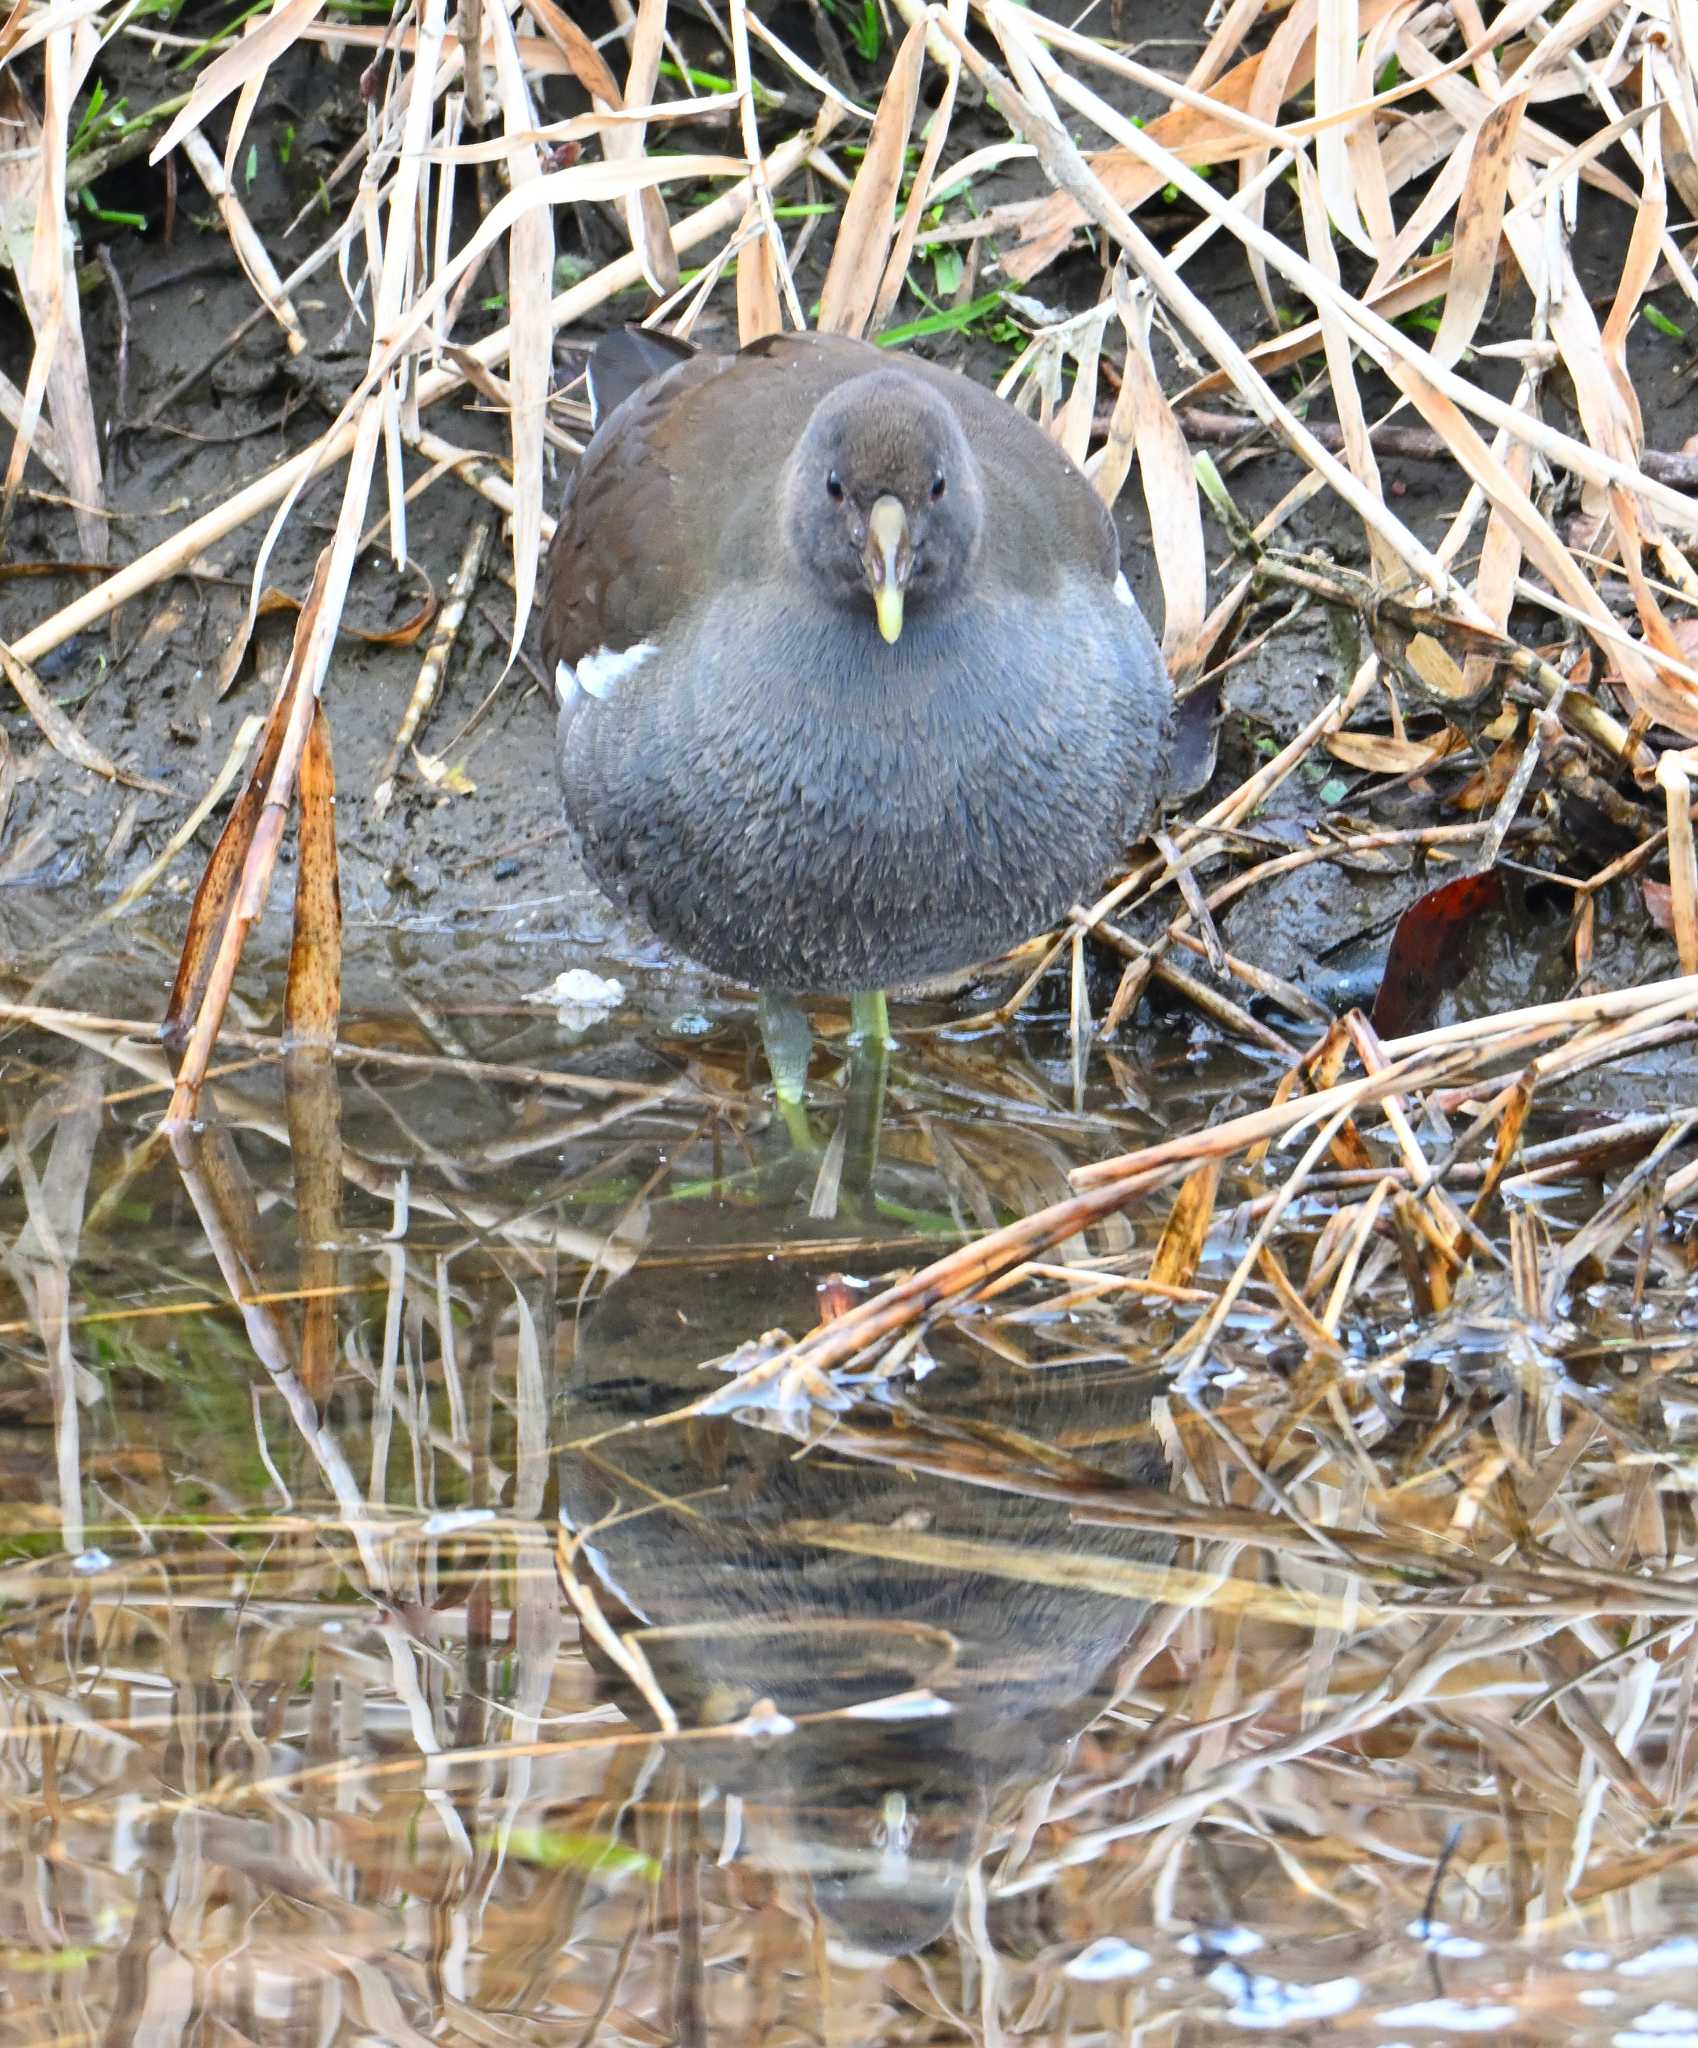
[826,470,844,500]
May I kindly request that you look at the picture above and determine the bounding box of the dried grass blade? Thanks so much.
[372,515,491,810]
[1657,754,1698,975]
[521,0,624,103]
[1095,269,1204,675]
[818,13,927,337]
[1314,0,1372,253]
[164,537,338,1123]
[1293,151,1394,585]
[996,0,1355,281]
[1468,1068,1536,1221]
[728,0,783,342]
[283,1044,342,1407]
[1431,91,1528,369]
[869,0,966,335]
[787,1520,1374,1630]
[486,2,550,657]
[0,638,151,789]
[97,713,264,926]
[602,0,677,296]
[1385,363,1698,737]
[0,365,65,484]
[285,701,341,1049]
[178,127,308,353]
[162,606,296,1045]
[0,60,104,561]
[151,0,326,165]
[951,19,1479,615]
[1460,370,1539,696]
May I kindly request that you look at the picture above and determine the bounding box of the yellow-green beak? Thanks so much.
[865,495,912,645]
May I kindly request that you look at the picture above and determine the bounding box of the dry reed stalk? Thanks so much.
[0,53,104,562]
[10,119,834,670]
[176,126,307,353]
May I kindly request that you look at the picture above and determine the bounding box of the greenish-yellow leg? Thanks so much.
[841,1032,889,1198]
[841,991,893,1198]
[759,991,812,1101]
[759,991,816,1150]
[849,989,893,1049]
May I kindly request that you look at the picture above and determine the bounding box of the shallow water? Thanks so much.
[1,905,1696,2046]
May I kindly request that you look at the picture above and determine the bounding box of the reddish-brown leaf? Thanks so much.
[1369,867,1506,1037]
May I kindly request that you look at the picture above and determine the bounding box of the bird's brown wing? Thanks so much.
[541,328,1119,671]
[542,335,851,670]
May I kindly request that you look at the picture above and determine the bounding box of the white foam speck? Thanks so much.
[841,1690,953,1722]
[1065,1939,1151,1982]
[1376,2000,1520,2031]
[1207,1966,1359,2028]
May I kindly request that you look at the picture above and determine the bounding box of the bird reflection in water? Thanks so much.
[557,1211,1175,1960]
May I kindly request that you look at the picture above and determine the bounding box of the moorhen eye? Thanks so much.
[931,472,946,500]
[826,471,844,501]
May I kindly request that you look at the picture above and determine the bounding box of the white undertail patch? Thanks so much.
[1112,571,1135,608]
[559,641,658,706]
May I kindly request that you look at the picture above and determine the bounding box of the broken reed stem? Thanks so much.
[372,516,493,812]
[1169,407,1698,492]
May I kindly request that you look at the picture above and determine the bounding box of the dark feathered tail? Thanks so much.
[586,325,699,427]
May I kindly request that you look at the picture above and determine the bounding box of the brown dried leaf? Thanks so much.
[1149,1158,1222,1291]
[1326,728,1466,775]
[165,683,290,1047]
[1431,92,1528,368]
[1468,1068,1536,1221]
[283,1045,342,1407]
[522,0,625,105]
[1369,867,1507,1038]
